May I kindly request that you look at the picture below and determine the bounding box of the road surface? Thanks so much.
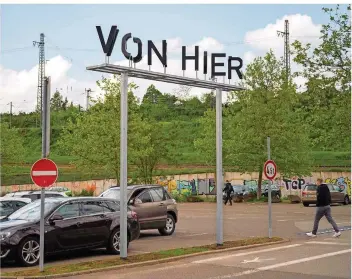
[67,232,351,279]
[1,202,350,274]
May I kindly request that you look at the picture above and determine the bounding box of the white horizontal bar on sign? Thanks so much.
[32,171,57,176]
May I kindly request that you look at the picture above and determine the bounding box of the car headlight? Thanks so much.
[0,231,12,241]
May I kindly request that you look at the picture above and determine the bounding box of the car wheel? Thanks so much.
[159,213,176,236]
[343,196,350,205]
[17,236,40,267]
[107,228,129,255]
[303,202,309,207]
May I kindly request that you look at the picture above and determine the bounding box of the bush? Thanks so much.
[73,185,96,197]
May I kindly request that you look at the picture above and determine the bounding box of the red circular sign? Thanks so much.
[31,158,58,188]
[264,160,277,180]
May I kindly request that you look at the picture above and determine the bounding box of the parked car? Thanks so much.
[3,190,67,201]
[0,197,140,266]
[47,187,69,192]
[0,197,31,219]
[99,185,178,236]
[261,185,281,199]
[302,184,350,207]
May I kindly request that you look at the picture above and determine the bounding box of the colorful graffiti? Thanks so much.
[2,172,350,198]
[325,177,351,196]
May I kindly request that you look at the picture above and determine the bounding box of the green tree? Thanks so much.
[51,91,64,111]
[196,51,312,199]
[58,76,173,184]
[292,4,351,151]
[1,124,25,163]
[58,76,141,182]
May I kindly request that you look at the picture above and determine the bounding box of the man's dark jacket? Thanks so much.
[316,184,331,207]
[224,183,234,194]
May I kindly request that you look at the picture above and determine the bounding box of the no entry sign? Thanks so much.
[31,159,58,188]
[264,160,277,180]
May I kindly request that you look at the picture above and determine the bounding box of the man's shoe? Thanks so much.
[333,231,341,238]
[306,232,317,237]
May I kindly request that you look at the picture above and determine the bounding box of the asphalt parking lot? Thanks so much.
[72,233,351,279]
[1,202,351,273]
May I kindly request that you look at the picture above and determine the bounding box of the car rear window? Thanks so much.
[305,185,317,191]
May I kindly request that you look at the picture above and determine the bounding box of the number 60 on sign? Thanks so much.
[264,160,277,180]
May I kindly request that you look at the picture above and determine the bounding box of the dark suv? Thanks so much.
[99,185,178,236]
[0,197,140,267]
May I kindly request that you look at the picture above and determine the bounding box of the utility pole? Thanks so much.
[8,101,13,129]
[33,33,45,127]
[277,20,290,82]
[86,88,93,110]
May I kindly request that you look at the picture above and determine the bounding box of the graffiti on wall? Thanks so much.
[3,172,350,198]
[283,178,307,191]
[325,177,351,196]
[154,177,216,195]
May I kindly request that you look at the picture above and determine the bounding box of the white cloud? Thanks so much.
[244,14,322,90]
[0,56,102,113]
[245,14,321,56]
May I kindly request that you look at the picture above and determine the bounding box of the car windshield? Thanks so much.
[7,200,59,221]
[306,185,317,191]
[100,188,131,199]
[0,201,15,217]
[233,186,244,191]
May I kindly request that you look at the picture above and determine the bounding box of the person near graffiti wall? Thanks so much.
[306,178,341,238]
[223,180,234,206]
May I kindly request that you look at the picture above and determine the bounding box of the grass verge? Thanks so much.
[3,237,283,277]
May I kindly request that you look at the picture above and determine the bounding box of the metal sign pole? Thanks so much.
[120,72,128,259]
[216,87,223,245]
[39,77,51,272]
[267,136,272,238]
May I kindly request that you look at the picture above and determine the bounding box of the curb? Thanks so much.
[3,239,290,279]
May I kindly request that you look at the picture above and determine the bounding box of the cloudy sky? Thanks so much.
[0,4,340,113]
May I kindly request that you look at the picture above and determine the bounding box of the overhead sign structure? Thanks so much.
[89,25,245,260]
[31,158,58,188]
[264,159,277,181]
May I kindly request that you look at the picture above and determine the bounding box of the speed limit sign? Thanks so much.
[264,160,277,180]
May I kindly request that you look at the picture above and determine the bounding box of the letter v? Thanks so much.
[96,26,119,57]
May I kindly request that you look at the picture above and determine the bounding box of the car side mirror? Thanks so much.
[49,214,63,224]
[128,199,134,205]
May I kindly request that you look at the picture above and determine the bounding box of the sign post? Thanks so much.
[120,72,128,259]
[264,137,277,239]
[216,87,223,246]
[30,76,54,272]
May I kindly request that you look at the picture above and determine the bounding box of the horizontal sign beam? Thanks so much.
[86,64,245,92]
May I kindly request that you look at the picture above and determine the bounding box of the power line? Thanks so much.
[277,19,291,81]
[33,33,45,127]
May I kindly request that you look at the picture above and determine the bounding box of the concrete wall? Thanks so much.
[1,172,350,199]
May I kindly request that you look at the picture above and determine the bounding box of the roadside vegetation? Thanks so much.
[3,237,283,277]
[1,5,350,192]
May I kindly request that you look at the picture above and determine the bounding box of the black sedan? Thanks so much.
[0,197,140,267]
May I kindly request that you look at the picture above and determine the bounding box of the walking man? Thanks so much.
[223,180,234,206]
[306,178,341,238]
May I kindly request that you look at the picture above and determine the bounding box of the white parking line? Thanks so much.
[209,249,351,278]
[305,241,350,246]
[192,244,302,264]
